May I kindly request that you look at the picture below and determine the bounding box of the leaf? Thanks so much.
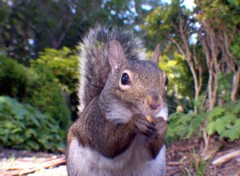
[190,117,202,129]
[206,121,216,135]
[11,127,22,134]
[26,140,40,151]
[29,114,41,127]
[208,106,225,121]
[4,121,15,129]
[11,104,27,120]
[175,125,188,139]
[228,0,239,7]
[215,119,225,134]
[180,113,193,125]
[232,100,240,114]
[0,96,65,151]
[221,112,237,123]
[25,129,37,138]
[234,119,240,127]
[166,128,175,139]
[222,129,240,141]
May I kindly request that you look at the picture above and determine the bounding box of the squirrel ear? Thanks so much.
[108,40,126,72]
[151,44,161,65]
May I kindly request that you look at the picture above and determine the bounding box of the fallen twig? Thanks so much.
[212,149,240,166]
[167,161,190,166]
[202,139,224,161]
[0,156,66,176]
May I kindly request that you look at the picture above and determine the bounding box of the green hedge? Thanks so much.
[0,55,29,100]
[0,96,65,151]
[31,47,78,94]
[24,64,71,130]
[0,55,71,131]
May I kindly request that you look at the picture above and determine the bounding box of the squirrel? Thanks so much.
[66,26,169,176]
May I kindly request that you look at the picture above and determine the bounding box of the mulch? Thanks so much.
[0,138,240,176]
[166,138,240,176]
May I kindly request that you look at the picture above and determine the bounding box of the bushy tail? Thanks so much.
[78,26,146,112]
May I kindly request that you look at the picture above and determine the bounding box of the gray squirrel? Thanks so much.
[66,26,169,176]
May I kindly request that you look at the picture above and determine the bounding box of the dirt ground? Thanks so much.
[0,138,240,176]
[166,138,240,176]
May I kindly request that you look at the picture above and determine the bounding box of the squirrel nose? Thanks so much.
[147,93,162,110]
[149,103,160,110]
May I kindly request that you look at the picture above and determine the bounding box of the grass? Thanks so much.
[181,148,208,176]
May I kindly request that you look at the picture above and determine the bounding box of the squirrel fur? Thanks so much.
[66,26,168,176]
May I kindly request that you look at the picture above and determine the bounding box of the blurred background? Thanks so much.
[0,0,239,175]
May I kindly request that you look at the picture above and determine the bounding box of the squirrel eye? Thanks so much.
[121,73,130,85]
[165,77,169,86]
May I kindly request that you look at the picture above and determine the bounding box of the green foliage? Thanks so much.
[167,100,240,142]
[0,54,71,131]
[167,111,207,142]
[30,47,78,120]
[24,64,71,130]
[191,149,207,176]
[144,0,239,112]
[195,0,240,29]
[218,72,233,101]
[181,149,208,175]
[151,51,195,113]
[144,0,193,47]
[0,96,65,151]
[159,52,194,100]
[0,55,29,100]
[206,100,240,141]
[231,37,240,62]
[31,47,78,94]
[143,0,208,112]
[0,0,157,63]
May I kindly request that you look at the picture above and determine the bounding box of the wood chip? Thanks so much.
[0,156,66,176]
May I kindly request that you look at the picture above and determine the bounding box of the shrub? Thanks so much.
[31,47,78,94]
[167,100,240,142]
[0,54,71,131]
[31,47,79,120]
[24,64,71,130]
[0,96,65,151]
[206,100,240,141]
[167,111,206,142]
[0,55,29,100]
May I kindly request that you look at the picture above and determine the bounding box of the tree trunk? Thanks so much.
[178,22,203,113]
[231,68,240,101]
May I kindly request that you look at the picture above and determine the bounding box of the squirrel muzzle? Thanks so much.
[146,92,163,111]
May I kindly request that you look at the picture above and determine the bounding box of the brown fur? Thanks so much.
[67,27,168,176]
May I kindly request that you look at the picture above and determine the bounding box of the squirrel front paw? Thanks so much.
[151,117,167,139]
[132,114,156,136]
[147,117,167,158]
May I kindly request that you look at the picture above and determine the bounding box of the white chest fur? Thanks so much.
[105,102,133,123]
[155,106,168,121]
[67,137,166,176]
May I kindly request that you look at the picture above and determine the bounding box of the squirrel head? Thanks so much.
[104,40,168,117]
